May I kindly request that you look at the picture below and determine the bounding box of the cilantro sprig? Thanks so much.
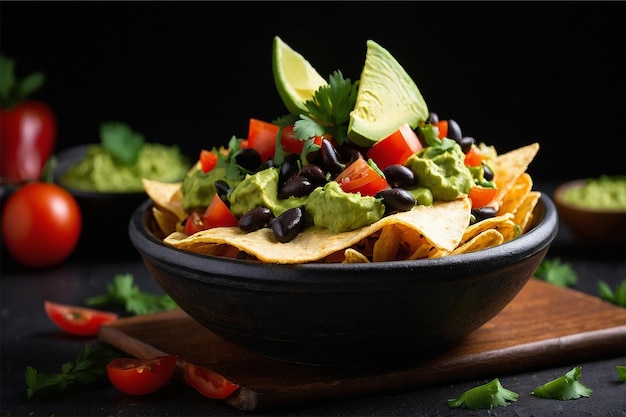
[85,273,177,315]
[447,378,518,410]
[534,258,578,287]
[0,53,45,109]
[531,366,593,400]
[100,121,145,166]
[598,279,626,307]
[25,344,120,401]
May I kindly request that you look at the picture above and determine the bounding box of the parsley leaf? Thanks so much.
[534,258,577,287]
[85,273,177,315]
[598,279,626,307]
[531,366,593,400]
[26,344,120,401]
[448,378,518,410]
[100,121,145,166]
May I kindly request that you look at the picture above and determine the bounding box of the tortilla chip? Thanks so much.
[142,178,187,223]
[498,173,533,216]
[452,229,505,255]
[164,198,472,264]
[492,143,539,209]
[373,225,402,262]
[514,190,541,233]
[343,248,370,263]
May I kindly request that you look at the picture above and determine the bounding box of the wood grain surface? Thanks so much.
[99,278,626,411]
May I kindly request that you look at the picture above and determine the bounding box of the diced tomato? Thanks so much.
[335,157,389,197]
[366,123,423,170]
[469,186,498,209]
[203,194,238,228]
[281,126,324,155]
[44,301,118,337]
[107,355,177,396]
[184,211,207,235]
[199,149,218,173]
[247,118,279,162]
[183,361,239,399]
[464,146,488,167]
[434,120,448,139]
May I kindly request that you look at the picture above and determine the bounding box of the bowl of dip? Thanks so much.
[554,176,626,246]
[54,140,190,257]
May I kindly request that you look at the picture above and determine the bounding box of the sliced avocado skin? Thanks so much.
[347,40,429,147]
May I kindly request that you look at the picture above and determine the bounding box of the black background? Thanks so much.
[1,1,624,181]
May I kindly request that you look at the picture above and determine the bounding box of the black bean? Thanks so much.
[321,138,345,176]
[235,148,262,172]
[428,112,439,124]
[299,164,327,185]
[272,206,306,243]
[278,176,314,199]
[383,164,416,189]
[458,136,475,154]
[472,206,497,223]
[447,119,463,140]
[376,188,416,212]
[279,153,300,185]
[215,180,230,197]
[482,163,494,181]
[238,206,272,232]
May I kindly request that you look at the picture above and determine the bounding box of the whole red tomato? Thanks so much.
[2,182,81,268]
[0,100,57,183]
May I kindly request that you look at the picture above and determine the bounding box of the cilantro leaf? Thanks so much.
[534,258,577,287]
[616,365,626,382]
[26,344,120,401]
[531,366,593,400]
[0,53,45,109]
[447,378,518,410]
[100,121,145,166]
[598,279,626,307]
[85,273,177,316]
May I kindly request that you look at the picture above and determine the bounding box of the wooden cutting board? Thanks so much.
[99,279,626,411]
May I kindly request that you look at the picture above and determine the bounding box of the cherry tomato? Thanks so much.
[247,118,279,162]
[2,182,81,268]
[464,146,488,167]
[0,100,57,183]
[468,186,498,209]
[183,361,239,399]
[183,211,207,235]
[335,157,389,197]
[107,355,178,396]
[203,194,238,228]
[44,301,118,336]
[366,123,423,170]
[199,149,218,173]
[434,120,448,139]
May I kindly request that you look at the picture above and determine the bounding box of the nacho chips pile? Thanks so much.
[143,143,540,264]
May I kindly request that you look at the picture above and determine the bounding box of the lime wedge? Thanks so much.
[272,36,328,115]
[347,40,429,147]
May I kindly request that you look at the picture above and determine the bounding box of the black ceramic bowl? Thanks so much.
[129,195,558,366]
[54,145,150,258]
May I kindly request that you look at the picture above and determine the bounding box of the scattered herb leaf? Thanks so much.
[25,343,120,401]
[531,366,592,400]
[85,273,177,316]
[447,378,518,410]
[534,258,577,287]
[598,279,626,307]
[0,53,45,109]
[100,121,145,166]
[616,365,626,383]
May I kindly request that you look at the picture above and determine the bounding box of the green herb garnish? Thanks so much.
[598,279,626,307]
[25,343,120,401]
[534,258,577,287]
[447,378,518,410]
[531,366,592,400]
[100,121,145,166]
[85,273,177,315]
[0,53,45,109]
[616,365,626,382]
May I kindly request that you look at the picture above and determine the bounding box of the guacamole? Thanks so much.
[61,143,189,193]
[561,176,626,210]
[183,167,241,212]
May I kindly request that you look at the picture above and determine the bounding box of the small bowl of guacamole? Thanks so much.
[53,123,190,257]
[554,176,626,246]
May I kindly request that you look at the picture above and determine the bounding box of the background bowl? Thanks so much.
[54,145,149,258]
[129,195,558,366]
[554,179,626,246]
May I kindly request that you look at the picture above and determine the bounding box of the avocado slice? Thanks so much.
[347,40,429,147]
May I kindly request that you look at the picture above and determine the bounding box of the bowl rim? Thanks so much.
[129,193,558,285]
[554,178,626,214]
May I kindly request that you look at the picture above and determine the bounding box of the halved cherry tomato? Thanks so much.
[464,146,488,167]
[44,301,118,336]
[203,194,238,228]
[199,149,218,173]
[335,157,389,197]
[434,120,448,139]
[366,123,423,170]
[107,355,177,396]
[184,211,207,235]
[468,186,498,209]
[183,361,239,399]
[247,118,279,162]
